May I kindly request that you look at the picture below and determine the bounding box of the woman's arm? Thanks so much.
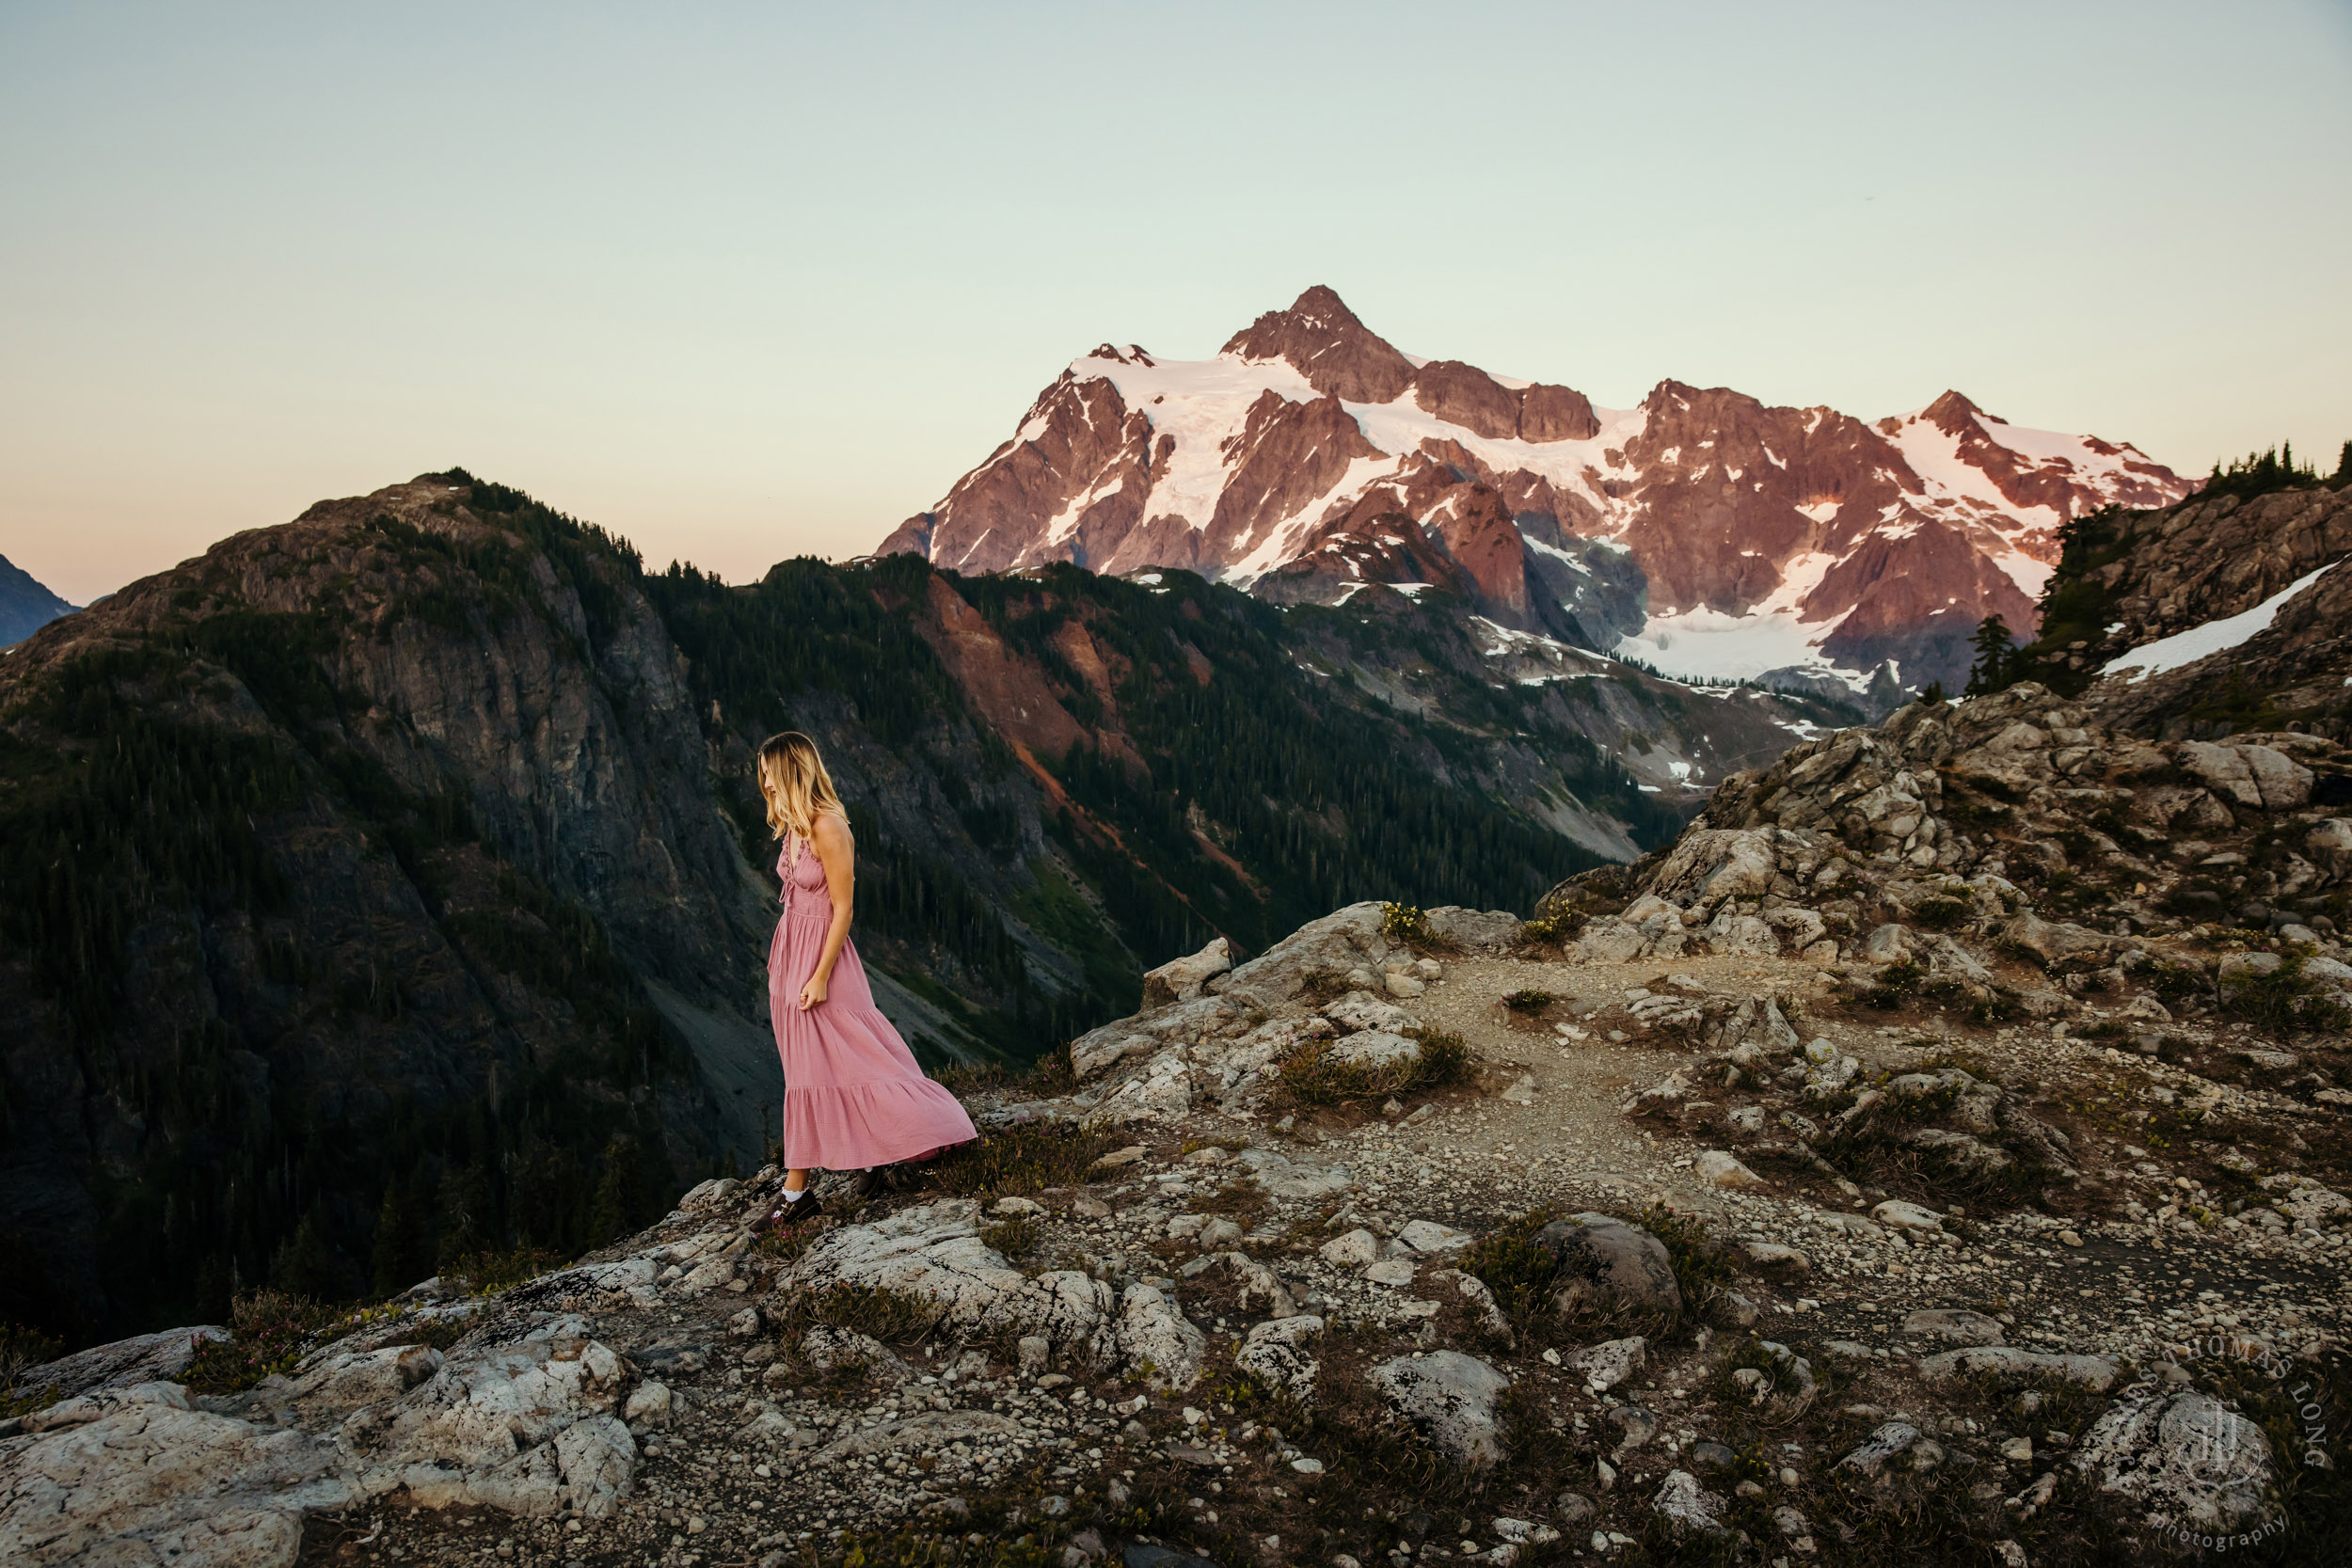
[798,813,857,1011]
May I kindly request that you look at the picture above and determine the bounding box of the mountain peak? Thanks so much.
[0,551,75,648]
[1219,285,1416,404]
[1919,388,1994,432]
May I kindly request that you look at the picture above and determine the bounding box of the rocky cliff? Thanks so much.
[878,287,2191,695]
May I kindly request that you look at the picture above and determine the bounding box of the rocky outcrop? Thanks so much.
[1054,901,1519,1121]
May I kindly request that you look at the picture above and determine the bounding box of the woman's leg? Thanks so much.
[784,1167,811,1196]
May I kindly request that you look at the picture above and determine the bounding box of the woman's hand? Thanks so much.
[798,972,829,1011]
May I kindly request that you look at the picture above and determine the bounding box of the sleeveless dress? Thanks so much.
[767,825,977,1170]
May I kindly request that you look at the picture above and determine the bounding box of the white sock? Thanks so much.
[782,1187,805,1203]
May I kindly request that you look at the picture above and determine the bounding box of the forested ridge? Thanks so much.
[0,471,1717,1349]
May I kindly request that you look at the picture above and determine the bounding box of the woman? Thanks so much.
[753,731,975,1227]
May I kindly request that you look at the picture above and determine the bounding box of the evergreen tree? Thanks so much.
[588,1134,644,1246]
[1966,615,2016,697]
[270,1213,343,1302]
[370,1180,432,1298]
[435,1164,492,1267]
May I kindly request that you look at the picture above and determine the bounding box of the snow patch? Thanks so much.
[2100,563,2339,683]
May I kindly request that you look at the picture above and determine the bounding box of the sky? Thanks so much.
[3,1,2348,607]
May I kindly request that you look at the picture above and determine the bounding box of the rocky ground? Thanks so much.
[10,682,2352,1567]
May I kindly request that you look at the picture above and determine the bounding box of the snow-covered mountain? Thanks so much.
[878,287,2191,694]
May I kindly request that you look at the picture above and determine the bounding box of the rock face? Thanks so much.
[2068,483,2352,740]
[877,287,2188,691]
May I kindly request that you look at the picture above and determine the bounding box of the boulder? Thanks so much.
[1140,937,1232,1007]
[1422,906,1521,950]
[1563,1336,1645,1392]
[1997,912,2119,971]
[790,1201,1117,1365]
[1575,918,1649,964]
[2073,1388,2276,1532]
[1330,1031,1421,1068]
[1915,1346,2120,1390]
[2175,741,2265,808]
[1738,1241,1810,1276]
[1531,1213,1682,1319]
[1118,1285,1206,1392]
[0,1383,349,1568]
[1649,830,1779,912]
[1901,1308,2006,1346]
[1693,1151,1762,1188]
[1323,991,1419,1034]
[1368,1351,1512,1466]
[1651,1469,1727,1538]
[1870,1199,1947,1233]
[1214,902,1391,1011]
[1836,1420,1928,1478]
[1397,1220,1472,1253]
[1233,1148,1353,1199]
[1233,1315,1324,1401]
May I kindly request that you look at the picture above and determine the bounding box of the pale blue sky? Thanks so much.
[4,1,2347,604]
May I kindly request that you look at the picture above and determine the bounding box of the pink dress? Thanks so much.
[768,826,977,1170]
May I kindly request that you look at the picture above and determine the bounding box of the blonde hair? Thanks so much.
[755,731,848,842]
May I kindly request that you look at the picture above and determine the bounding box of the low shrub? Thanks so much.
[182,1290,340,1395]
[1860,958,1929,1009]
[2222,952,2352,1036]
[932,1119,1128,1199]
[0,1323,65,1416]
[1911,895,1972,930]
[782,1282,939,1346]
[1379,900,1431,945]
[445,1246,564,1294]
[1499,989,1557,1015]
[1457,1203,1724,1341]
[1517,906,1586,945]
[977,1213,1041,1260]
[1269,1026,1470,1108]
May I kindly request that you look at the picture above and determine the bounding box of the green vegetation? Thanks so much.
[2201,438,2352,502]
